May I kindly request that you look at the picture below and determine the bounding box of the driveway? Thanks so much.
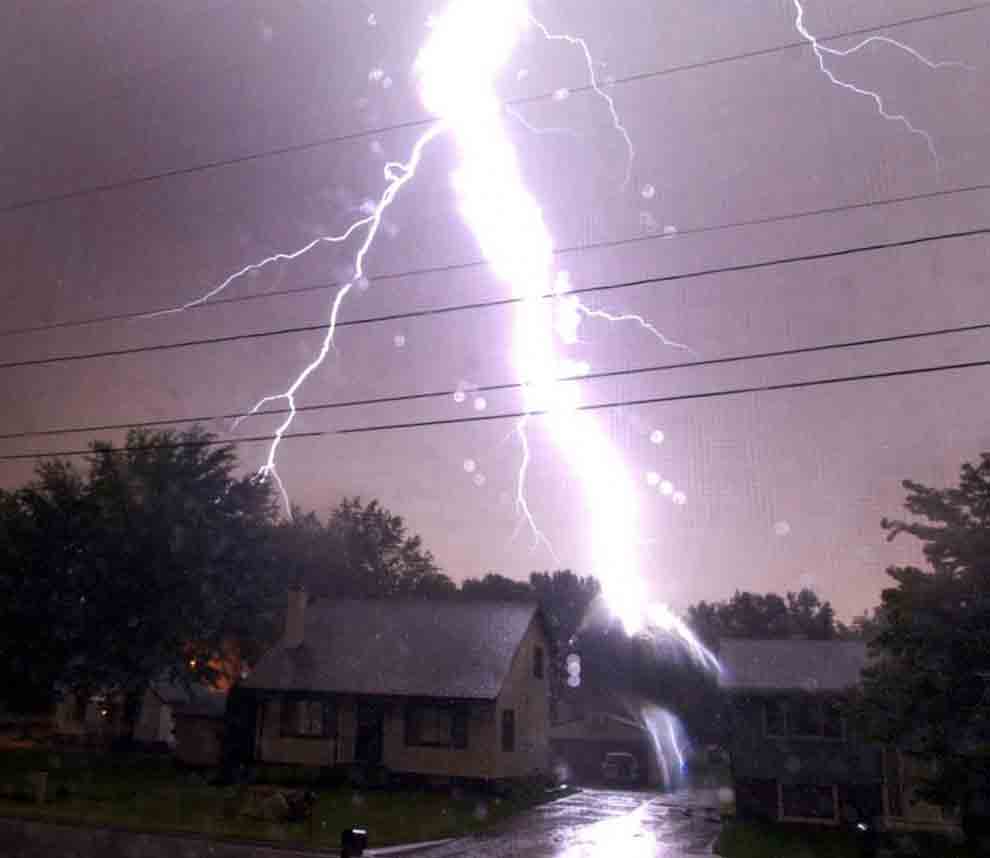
[406,789,721,858]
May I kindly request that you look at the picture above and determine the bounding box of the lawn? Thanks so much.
[716,820,981,858]
[0,749,565,848]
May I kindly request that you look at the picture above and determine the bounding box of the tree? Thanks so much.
[858,454,990,825]
[686,587,838,648]
[283,498,456,600]
[0,428,282,711]
[459,572,533,602]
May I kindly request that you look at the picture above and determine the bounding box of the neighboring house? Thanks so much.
[550,693,663,786]
[53,681,219,750]
[720,639,960,834]
[237,589,551,781]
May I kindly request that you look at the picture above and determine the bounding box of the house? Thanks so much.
[720,638,960,834]
[52,680,220,750]
[236,589,551,782]
[550,691,664,786]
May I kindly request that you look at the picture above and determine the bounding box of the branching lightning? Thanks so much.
[528,15,635,189]
[231,123,446,512]
[793,0,969,167]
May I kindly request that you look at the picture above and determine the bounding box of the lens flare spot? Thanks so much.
[672,491,687,505]
[641,183,656,199]
[473,396,487,412]
[393,333,406,348]
[659,480,674,496]
[650,429,665,445]
[463,459,476,473]
[552,87,570,101]
[473,473,486,487]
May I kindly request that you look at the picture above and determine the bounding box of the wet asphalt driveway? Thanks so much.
[411,789,720,858]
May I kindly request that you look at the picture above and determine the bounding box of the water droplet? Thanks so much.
[650,429,665,445]
[646,471,660,487]
[641,184,656,200]
[367,13,377,26]
[552,87,570,101]
[566,674,581,688]
[368,67,385,83]
[463,459,476,473]
[473,473,486,487]
[356,276,370,291]
[517,68,529,82]
[660,481,674,496]
[672,491,687,505]
[663,225,678,238]
[382,75,393,89]
[473,396,487,412]
[393,334,406,348]
[639,211,659,233]
[774,520,791,537]
[453,390,466,404]
[369,140,384,156]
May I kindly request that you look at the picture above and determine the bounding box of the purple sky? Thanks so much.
[2,0,989,620]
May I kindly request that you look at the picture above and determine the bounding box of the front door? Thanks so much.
[354,700,384,764]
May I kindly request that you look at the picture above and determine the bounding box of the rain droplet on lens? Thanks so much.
[650,429,665,445]
[368,67,385,82]
[393,334,406,348]
[660,481,674,496]
[453,390,466,404]
[382,76,393,89]
[672,491,687,505]
[552,88,570,101]
[463,459,476,473]
[641,184,656,200]
[473,396,487,412]
[473,473,486,487]
[367,13,377,26]
[646,472,660,487]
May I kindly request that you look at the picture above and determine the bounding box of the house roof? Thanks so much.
[718,639,868,693]
[243,599,539,700]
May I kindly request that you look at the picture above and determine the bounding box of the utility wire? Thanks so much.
[3,181,988,340]
[2,225,987,372]
[2,358,987,462]
[2,319,989,443]
[2,1,985,215]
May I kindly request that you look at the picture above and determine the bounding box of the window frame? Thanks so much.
[763,695,845,742]
[279,696,335,739]
[404,701,469,749]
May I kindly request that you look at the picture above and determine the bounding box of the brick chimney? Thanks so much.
[285,585,307,648]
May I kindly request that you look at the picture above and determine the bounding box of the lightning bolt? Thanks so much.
[528,15,635,189]
[793,0,970,167]
[231,123,446,513]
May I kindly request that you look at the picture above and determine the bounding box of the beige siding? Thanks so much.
[494,617,550,779]
[256,698,336,766]
[383,700,496,779]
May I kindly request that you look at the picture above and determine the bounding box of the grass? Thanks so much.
[0,749,567,848]
[716,820,981,858]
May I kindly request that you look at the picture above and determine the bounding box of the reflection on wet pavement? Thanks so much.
[418,789,720,858]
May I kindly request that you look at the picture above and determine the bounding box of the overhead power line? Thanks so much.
[2,357,987,462]
[2,318,988,443]
[2,1,986,215]
[2,225,987,372]
[3,181,989,340]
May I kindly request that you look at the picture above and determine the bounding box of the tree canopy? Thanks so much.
[0,429,281,711]
[858,453,990,813]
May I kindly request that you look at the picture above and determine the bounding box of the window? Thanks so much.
[501,709,515,752]
[533,646,544,679]
[764,697,844,740]
[280,698,333,738]
[780,783,838,822]
[404,703,468,748]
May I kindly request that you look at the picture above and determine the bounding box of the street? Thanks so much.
[405,789,721,858]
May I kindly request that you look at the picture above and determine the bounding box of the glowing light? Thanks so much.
[793,0,969,166]
[641,705,687,790]
[646,603,720,674]
[649,429,665,445]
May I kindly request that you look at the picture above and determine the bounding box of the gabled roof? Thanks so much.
[718,639,868,693]
[244,599,539,700]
